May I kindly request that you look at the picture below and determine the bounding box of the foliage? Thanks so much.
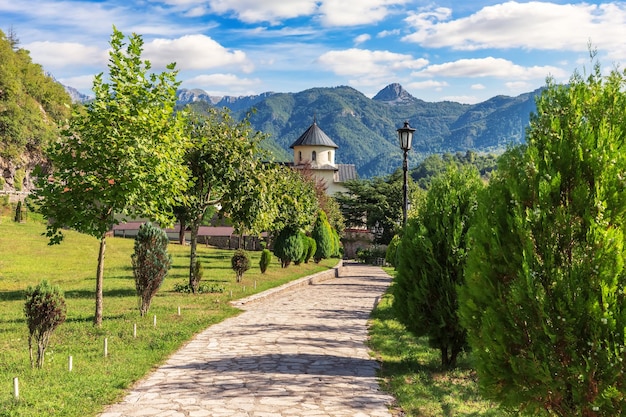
[175,107,271,292]
[335,171,411,244]
[131,223,172,317]
[311,211,334,262]
[385,234,400,267]
[459,62,626,415]
[304,236,316,264]
[268,165,319,233]
[0,30,71,159]
[231,249,250,282]
[296,231,309,265]
[411,151,497,189]
[172,281,225,294]
[259,248,272,273]
[273,226,304,268]
[14,168,24,191]
[24,280,67,368]
[32,28,188,326]
[393,165,483,369]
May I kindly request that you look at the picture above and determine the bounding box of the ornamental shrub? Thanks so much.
[459,64,626,415]
[393,165,483,369]
[259,248,272,273]
[231,249,250,282]
[304,237,316,264]
[24,280,67,368]
[295,231,308,265]
[385,234,400,268]
[132,222,171,316]
[273,226,304,268]
[312,211,333,262]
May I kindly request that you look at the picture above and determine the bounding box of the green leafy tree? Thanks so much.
[304,236,316,264]
[176,108,269,292]
[393,165,483,369]
[459,63,626,415]
[32,28,188,326]
[312,211,334,262]
[231,249,250,283]
[24,280,67,368]
[269,165,319,234]
[132,223,172,316]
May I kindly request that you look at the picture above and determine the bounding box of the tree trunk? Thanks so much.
[95,235,106,326]
[178,217,186,245]
[188,218,200,293]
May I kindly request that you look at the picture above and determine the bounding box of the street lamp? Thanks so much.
[397,121,415,227]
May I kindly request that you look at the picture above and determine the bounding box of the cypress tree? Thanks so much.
[312,211,333,262]
[393,165,483,369]
[459,63,626,415]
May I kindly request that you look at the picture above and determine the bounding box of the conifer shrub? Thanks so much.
[304,236,316,263]
[273,226,304,268]
[393,165,482,369]
[24,280,67,368]
[385,234,400,267]
[296,232,309,265]
[459,64,626,415]
[231,249,250,282]
[131,222,171,316]
[312,211,333,262]
[259,248,272,273]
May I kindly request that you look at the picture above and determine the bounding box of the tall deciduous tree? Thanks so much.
[177,108,269,292]
[393,164,483,369]
[33,28,188,326]
[459,62,626,415]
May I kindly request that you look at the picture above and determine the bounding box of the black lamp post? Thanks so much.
[397,121,415,227]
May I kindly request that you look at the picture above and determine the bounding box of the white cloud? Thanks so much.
[208,0,317,24]
[354,34,371,45]
[319,0,409,26]
[414,57,567,80]
[59,74,96,93]
[403,2,626,56]
[318,48,428,77]
[471,83,486,90]
[377,29,400,38]
[23,41,107,70]
[143,35,252,72]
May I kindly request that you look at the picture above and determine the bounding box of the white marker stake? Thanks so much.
[13,377,19,399]
[177,306,181,316]
[104,338,108,358]
[254,281,257,290]
[69,356,73,372]
[153,315,157,327]
[133,323,137,338]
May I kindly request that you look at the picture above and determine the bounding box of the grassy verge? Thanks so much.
[0,217,337,417]
[368,270,508,417]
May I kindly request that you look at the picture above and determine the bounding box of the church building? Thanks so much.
[289,120,357,195]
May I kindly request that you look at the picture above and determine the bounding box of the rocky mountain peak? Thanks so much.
[372,83,417,104]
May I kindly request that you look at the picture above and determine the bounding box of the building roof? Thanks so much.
[289,121,338,149]
[337,164,358,182]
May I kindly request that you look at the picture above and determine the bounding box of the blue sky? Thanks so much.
[2,0,626,103]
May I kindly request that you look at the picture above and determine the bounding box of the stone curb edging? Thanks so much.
[230,260,344,308]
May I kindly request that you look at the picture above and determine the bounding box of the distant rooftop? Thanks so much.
[289,121,338,149]
[337,164,357,182]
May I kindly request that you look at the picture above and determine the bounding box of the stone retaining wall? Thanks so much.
[231,260,344,308]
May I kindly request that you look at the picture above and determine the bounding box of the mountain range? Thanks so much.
[177,83,541,178]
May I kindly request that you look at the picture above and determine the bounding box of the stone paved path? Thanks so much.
[100,264,394,417]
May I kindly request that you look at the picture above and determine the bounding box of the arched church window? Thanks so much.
[312,151,317,161]
[299,151,302,162]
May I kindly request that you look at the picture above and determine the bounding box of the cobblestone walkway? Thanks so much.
[100,264,394,417]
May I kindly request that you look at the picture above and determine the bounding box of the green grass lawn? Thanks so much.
[0,217,337,417]
[368,271,509,417]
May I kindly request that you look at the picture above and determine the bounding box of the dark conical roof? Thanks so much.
[289,121,338,149]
